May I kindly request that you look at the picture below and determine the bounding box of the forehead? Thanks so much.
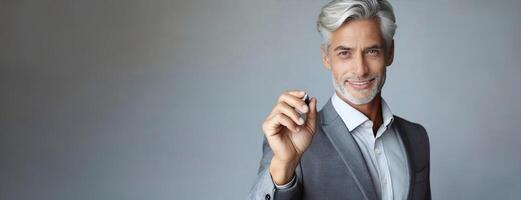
[330,18,384,47]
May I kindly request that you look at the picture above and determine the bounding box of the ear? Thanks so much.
[386,40,394,67]
[321,45,332,70]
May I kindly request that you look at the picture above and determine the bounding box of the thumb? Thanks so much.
[305,97,317,135]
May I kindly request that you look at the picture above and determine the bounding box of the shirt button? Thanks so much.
[265,194,271,200]
[375,148,381,155]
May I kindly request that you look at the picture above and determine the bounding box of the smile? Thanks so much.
[346,78,375,89]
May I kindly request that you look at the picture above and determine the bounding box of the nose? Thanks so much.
[353,53,369,78]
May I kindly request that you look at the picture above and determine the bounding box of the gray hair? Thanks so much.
[317,0,397,56]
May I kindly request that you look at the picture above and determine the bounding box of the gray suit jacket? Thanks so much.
[248,99,431,200]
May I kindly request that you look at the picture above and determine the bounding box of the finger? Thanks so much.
[305,97,318,134]
[264,113,299,135]
[277,92,308,114]
[275,113,300,133]
[263,117,281,136]
[275,102,305,126]
[286,90,306,98]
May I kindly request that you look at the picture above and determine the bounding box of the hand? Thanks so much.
[262,90,317,184]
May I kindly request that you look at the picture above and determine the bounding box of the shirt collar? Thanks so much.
[331,92,395,132]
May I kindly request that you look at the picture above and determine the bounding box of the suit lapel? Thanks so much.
[320,99,378,200]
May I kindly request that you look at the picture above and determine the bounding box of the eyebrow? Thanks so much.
[366,44,383,50]
[333,45,351,52]
[333,44,383,52]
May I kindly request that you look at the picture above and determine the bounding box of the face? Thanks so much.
[321,18,394,105]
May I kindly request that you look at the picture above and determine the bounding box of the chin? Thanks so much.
[342,89,377,105]
[331,73,383,105]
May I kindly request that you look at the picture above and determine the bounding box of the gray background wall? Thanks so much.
[1,0,520,199]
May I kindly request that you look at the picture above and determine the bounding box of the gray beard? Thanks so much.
[332,70,386,105]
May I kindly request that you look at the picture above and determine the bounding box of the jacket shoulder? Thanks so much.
[393,115,428,135]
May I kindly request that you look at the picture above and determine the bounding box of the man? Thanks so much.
[248,0,431,200]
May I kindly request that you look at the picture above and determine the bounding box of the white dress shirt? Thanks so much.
[331,93,410,200]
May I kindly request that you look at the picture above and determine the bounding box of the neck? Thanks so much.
[336,91,383,135]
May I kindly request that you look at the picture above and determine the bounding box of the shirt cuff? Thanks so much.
[274,175,296,190]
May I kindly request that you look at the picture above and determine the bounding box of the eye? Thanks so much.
[338,51,350,57]
[367,49,380,56]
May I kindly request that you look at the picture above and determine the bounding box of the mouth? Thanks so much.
[346,78,375,90]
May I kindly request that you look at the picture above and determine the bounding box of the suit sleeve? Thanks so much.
[421,125,432,200]
[248,137,303,200]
